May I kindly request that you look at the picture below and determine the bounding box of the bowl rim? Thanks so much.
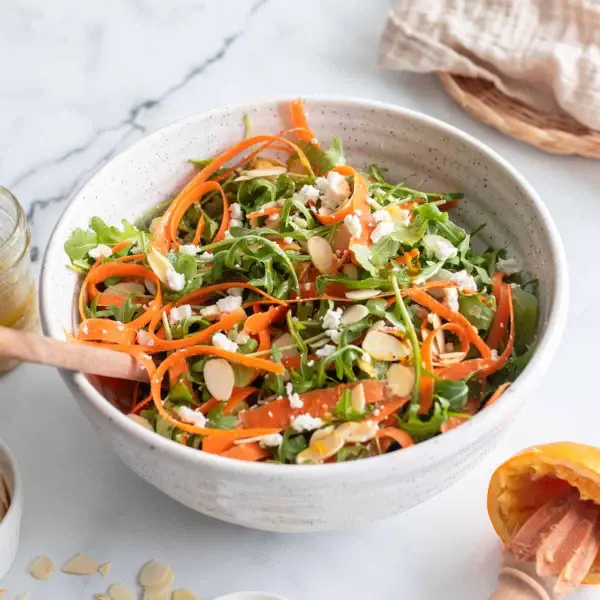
[40,95,569,479]
[0,436,23,535]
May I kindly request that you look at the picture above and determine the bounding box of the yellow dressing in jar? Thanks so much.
[0,186,38,373]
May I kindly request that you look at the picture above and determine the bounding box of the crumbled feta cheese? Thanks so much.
[166,266,186,291]
[89,244,113,259]
[130,245,142,254]
[198,251,214,261]
[229,203,244,220]
[226,287,244,297]
[178,406,207,427]
[200,305,220,317]
[283,237,294,244]
[443,287,460,313]
[229,218,243,228]
[491,349,499,361]
[366,196,383,209]
[322,307,343,330]
[370,221,395,244]
[216,295,243,313]
[344,214,362,238]
[136,330,155,347]
[315,344,337,358]
[168,304,192,325]
[286,382,304,409]
[259,433,284,448]
[212,332,239,353]
[373,210,392,222]
[291,414,323,432]
[235,330,250,345]
[224,230,233,240]
[179,244,199,255]
[306,360,315,367]
[292,184,320,205]
[326,329,341,344]
[422,234,458,261]
[315,172,350,211]
[451,270,477,293]
[81,323,89,335]
[497,257,520,275]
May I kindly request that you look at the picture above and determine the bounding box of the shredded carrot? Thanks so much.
[485,381,511,408]
[246,206,281,219]
[290,98,318,145]
[406,287,492,359]
[223,387,258,415]
[219,442,270,462]
[191,214,205,246]
[240,380,403,429]
[77,318,137,345]
[487,272,509,350]
[175,282,286,308]
[243,305,286,334]
[440,416,468,433]
[376,427,415,448]
[420,322,471,415]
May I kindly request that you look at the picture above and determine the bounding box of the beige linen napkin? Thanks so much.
[379,0,600,131]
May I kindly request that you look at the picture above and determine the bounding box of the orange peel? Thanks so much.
[488,442,600,584]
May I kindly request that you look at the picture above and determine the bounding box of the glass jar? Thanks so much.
[0,186,38,373]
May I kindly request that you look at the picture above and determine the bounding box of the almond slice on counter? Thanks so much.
[307,236,338,275]
[345,289,381,300]
[98,562,112,577]
[386,363,415,398]
[16,593,30,600]
[29,555,56,580]
[62,553,98,576]
[203,359,235,402]
[0,474,10,510]
[143,569,175,600]
[172,590,199,600]
[140,560,172,587]
[108,584,136,600]
[340,305,369,326]
[94,594,111,600]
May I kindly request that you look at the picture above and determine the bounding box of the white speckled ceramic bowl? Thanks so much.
[40,98,568,533]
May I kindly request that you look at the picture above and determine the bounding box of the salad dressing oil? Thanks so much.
[0,186,38,373]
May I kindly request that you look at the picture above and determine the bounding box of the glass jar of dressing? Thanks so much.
[0,186,38,373]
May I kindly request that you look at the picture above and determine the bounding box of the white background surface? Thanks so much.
[1,0,599,598]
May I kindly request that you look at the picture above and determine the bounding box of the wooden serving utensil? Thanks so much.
[0,326,148,382]
[490,490,600,599]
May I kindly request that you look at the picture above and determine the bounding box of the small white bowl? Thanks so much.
[0,438,23,579]
[40,97,568,532]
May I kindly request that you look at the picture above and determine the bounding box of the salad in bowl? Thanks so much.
[64,99,538,466]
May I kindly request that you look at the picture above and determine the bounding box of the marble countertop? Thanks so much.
[1,0,599,598]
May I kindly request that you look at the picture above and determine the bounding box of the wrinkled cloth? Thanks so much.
[379,0,600,130]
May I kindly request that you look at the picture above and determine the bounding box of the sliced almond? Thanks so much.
[307,236,338,275]
[297,432,344,464]
[362,330,409,361]
[336,420,379,443]
[351,384,366,413]
[105,281,146,297]
[16,594,30,600]
[140,560,172,587]
[94,595,111,600]
[251,157,285,169]
[203,359,234,401]
[127,414,153,430]
[98,562,112,578]
[108,584,136,600]
[146,248,171,286]
[144,278,158,296]
[310,425,335,444]
[272,332,300,359]
[341,305,369,326]
[387,363,415,397]
[172,591,199,600]
[345,289,381,300]
[342,264,358,280]
[368,319,386,333]
[29,555,55,580]
[234,166,287,181]
[62,553,98,576]
[143,569,175,600]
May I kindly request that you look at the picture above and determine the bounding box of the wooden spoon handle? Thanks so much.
[0,326,149,382]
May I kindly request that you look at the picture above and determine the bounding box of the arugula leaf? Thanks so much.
[349,244,378,276]
[168,382,194,405]
[333,389,367,422]
[396,400,449,442]
[64,228,98,261]
[206,404,237,430]
[512,286,539,354]
[90,217,140,245]
[434,380,468,411]
[236,178,277,211]
[276,429,308,464]
[336,444,369,462]
[107,296,142,324]
[297,137,346,173]
[459,295,494,331]
[175,253,197,281]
